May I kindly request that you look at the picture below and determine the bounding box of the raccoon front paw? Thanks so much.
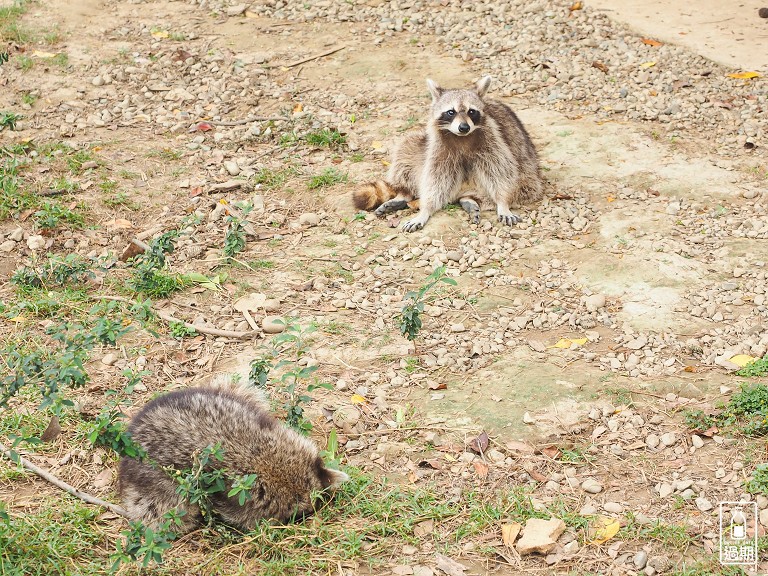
[401,218,424,233]
[498,213,522,226]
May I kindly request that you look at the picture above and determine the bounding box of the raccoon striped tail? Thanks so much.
[352,180,398,211]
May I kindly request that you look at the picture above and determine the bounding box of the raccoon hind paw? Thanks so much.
[498,213,522,226]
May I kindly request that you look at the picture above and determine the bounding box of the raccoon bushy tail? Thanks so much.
[353,180,398,211]
[352,181,419,212]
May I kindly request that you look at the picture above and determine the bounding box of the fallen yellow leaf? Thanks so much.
[9,315,26,323]
[728,71,761,79]
[569,1,583,10]
[549,337,588,349]
[151,30,169,39]
[729,354,756,368]
[501,522,522,547]
[293,103,304,113]
[32,51,58,58]
[606,195,616,202]
[350,394,367,404]
[444,454,457,462]
[641,38,663,47]
[587,515,621,545]
[371,140,384,149]
[640,61,656,68]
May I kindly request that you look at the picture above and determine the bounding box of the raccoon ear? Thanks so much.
[426,78,443,102]
[324,467,349,489]
[475,75,492,97]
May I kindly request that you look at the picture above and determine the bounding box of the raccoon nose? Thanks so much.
[458,122,471,134]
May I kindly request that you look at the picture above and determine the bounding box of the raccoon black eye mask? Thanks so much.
[119,384,348,533]
[354,75,543,232]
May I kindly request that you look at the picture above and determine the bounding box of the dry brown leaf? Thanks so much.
[467,431,490,454]
[473,461,489,478]
[40,416,62,443]
[540,446,560,460]
[528,469,548,482]
[92,469,113,489]
[501,522,522,547]
[506,440,535,454]
[592,61,608,73]
[641,38,663,47]
[428,381,447,391]
[569,1,583,10]
[414,519,434,537]
[418,459,443,470]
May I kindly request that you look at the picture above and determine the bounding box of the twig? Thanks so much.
[92,296,259,340]
[0,442,129,518]
[204,115,286,127]
[154,310,258,340]
[269,45,346,69]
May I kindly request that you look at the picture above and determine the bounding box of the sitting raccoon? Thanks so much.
[118,382,348,533]
[354,76,543,232]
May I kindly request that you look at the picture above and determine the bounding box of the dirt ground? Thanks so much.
[1,0,768,575]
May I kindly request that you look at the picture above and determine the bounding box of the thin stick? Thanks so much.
[270,45,346,69]
[0,442,129,518]
[154,310,258,339]
[92,296,259,340]
[204,115,286,127]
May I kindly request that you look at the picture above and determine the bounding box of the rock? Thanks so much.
[101,353,118,366]
[262,316,285,333]
[580,504,597,515]
[691,435,704,449]
[450,323,466,333]
[603,502,623,514]
[660,432,676,446]
[226,4,248,16]
[523,412,536,424]
[263,298,281,312]
[516,517,567,555]
[760,509,768,527]
[634,550,648,570]
[645,434,660,449]
[333,405,360,430]
[648,555,672,573]
[581,478,602,494]
[27,235,46,250]
[223,160,240,176]
[695,497,713,512]
[756,495,768,509]
[9,228,24,241]
[658,483,673,498]
[298,212,321,226]
[0,240,15,253]
[584,293,606,311]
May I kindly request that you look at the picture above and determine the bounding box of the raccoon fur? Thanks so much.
[118,381,348,533]
[353,76,543,232]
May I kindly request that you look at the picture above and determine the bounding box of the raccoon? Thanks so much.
[353,76,543,232]
[118,382,348,534]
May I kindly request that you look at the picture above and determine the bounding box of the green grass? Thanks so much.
[248,259,275,269]
[147,148,183,161]
[304,128,346,149]
[737,355,768,377]
[0,0,30,44]
[307,168,347,190]
[0,499,107,575]
[34,201,86,230]
[0,148,38,219]
[21,92,37,106]
[684,383,768,436]
[103,192,140,210]
[15,54,32,70]
[66,149,96,173]
[254,167,298,190]
[0,111,21,130]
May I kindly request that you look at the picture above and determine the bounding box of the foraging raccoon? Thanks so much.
[118,382,348,533]
[353,76,543,232]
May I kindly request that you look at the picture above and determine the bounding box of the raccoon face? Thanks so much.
[427,76,491,137]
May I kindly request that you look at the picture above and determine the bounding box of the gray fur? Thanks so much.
[118,384,348,533]
[385,76,544,232]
